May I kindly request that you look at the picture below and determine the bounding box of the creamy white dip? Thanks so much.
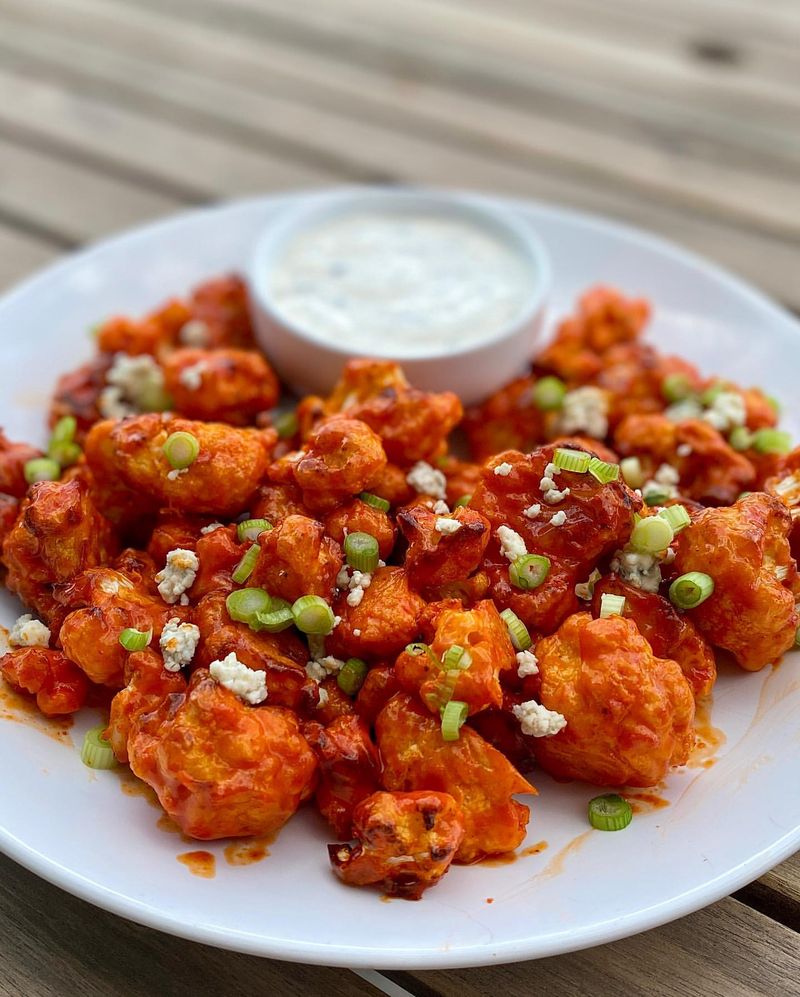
[268,212,534,357]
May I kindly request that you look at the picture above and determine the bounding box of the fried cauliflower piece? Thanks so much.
[533,613,695,787]
[395,600,515,715]
[250,481,310,525]
[85,414,275,518]
[592,576,716,698]
[324,497,397,561]
[765,448,800,558]
[162,348,279,424]
[376,693,534,863]
[329,790,465,899]
[671,492,798,671]
[304,713,382,838]
[0,430,44,497]
[354,663,400,727]
[397,504,490,593]
[327,567,426,661]
[96,298,192,357]
[596,343,703,428]
[49,355,113,440]
[128,669,317,839]
[0,646,89,716]
[249,514,343,604]
[2,479,116,627]
[463,375,547,462]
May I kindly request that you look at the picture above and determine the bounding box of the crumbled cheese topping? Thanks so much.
[497,526,527,562]
[574,568,602,601]
[209,652,267,704]
[179,319,211,347]
[516,650,539,678]
[98,353,165,420]
[523,503,541,519]
[676,443,693,458]
[611,549,662,593]
[159,617,200,672]
[703,391,746,433]
[431,499,450,515]
[305,655,345,683]
[540,462,570,505]
[494,462,514,476]
[337,565,373,606]
[406,461,447,500]
[167,467,188,482]
[155,548,199,605]
[353,628,362,637]
[317,686,330,708]
[642,463,680,502]
[557,386,609,439]
[664,398,703,423]
[549,511,567,526]
[435,517,462,535]
[8,614,50,648]
[512,700,567,737]
[200,522,224,534]
[178,360,208,391]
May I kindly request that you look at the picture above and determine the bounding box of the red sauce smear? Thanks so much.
[486,897,494,904]
[177,850,216,878]
[224,832,276,867]
[479,840,548,866]
[624,792,670,815]
[689,695,726,768]
[117,768,161,808]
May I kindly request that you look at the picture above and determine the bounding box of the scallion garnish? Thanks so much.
[629,515,674,554]
[226,587,271,625]
[274,411,298,439]
[292,595,335,635]
[553,448,591,473]
[599,593,626,619]
[454,494,472,508]
[237,518,273,543]
[344,532,379,573]
[163,431,200,470]
[531,376,566,411]
[231,543,261,584]
[588,794,632,831]
[795,625,800,648]
[620,456,644,489]
[254,599,295,633]
[588,457,620,483]
[118,627,153,652]
[728,426,752,452]
[500,608,532,651]
[751,428,792,455]
[644,488,672,507]
[509,554,551,591]
[50,415,77,444]
[48,417,81,467]
[657,504,691,534]
[24,457,61,484]
[669,571,714,609]
[700,381,725,406]
[359,491,390,513]
[441,645,472,671]
[661,374,692,403]
[81,725,117,770]
[337,658,369,696]
[405,642,429,656]
[440,699,468,741]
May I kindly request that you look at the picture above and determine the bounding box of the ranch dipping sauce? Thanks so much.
[268,211,535,358]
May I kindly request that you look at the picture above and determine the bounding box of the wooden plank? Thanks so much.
[399,898,800,997]
[0,851,378,997]
[0,223,63,291]
[736,853,800,932]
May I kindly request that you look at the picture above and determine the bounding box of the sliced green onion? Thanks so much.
[292,595,335,635]
[139,383,173,413]
[664,399,703,423]
[232,543,261,584]
[440,700,468,741]
[657,504,691,534]
[553,448,591,473]
[344,532,379,573]
[50,415,77,445]
[337,658,369,696]
[599,593,626,619]
[662,374,692,403]
[630,515,674,554]
[118,627,152,652]
[48,440,82,467]
[751,428,792,455]
[163,431,200,470]
[274,411,298,439]
[454,494,472,508]
[532,376,566,411]
[81,725,117,770]
[359,491,390,512]
[442,645,472,671]
[766,396,781,415]
[669,571,714,609]
[405,642,429,656]
[644,488,672,507]
[254,599,295,633]
[620,456,644,489]
[795,625,800,648]
[700,381,726,406]
[728,426,753,452]
[588,793,632,832]
[226,587,271,624]
[24,457,61,484]
[588,457,620,484]
[500,608,532,651]
[509,554,551,591]
[237,518,273,543]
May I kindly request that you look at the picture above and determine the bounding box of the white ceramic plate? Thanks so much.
[0,190,798,970]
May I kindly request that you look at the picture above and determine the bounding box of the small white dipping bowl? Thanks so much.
[247,187,551,405]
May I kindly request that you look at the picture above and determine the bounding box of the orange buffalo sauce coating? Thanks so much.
[162,348,279,425]
[0,646,88,716]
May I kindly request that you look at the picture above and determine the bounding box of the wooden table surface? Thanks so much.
[0,0,798,993]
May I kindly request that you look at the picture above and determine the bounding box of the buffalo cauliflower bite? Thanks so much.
[376,693,534,863]
[329,790,465,900]
[128,670,317,840]
[162,347,279,424]
[463,375,548,462]
[249,514,343,604]
[85,414,275,518]
[249,481,310,525]
[533,613,695,787]
[0,431,44,497]
[397,504,490,593]
[671,492,798,671]
[0,647,89,716]
[324,498,397,561]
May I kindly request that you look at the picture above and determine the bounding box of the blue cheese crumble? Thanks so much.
[209,652,267,704]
